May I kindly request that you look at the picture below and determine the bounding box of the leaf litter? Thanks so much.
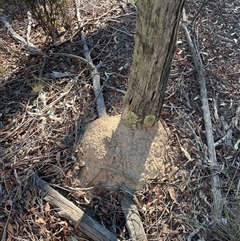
[0,0,239,240]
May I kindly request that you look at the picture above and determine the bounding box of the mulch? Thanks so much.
[0,0,239,240]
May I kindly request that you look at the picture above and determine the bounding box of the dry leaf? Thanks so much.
[35,217,46,224]
[168,187,177,203]
[180,146,192,161]
[45,202,51,213]
[7,223,14,234]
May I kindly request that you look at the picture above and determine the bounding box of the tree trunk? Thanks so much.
[77,0,185,190]
[123,0,185,127]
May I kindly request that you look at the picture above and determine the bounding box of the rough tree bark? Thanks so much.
[122,0,185,127]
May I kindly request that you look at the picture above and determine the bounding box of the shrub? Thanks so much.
[24,0,70,40]
[0,0,70,41]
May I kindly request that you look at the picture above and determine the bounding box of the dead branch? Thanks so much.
[1,13,107,117]
[104,84,127,95]
[81,31,107,118]
[0,13,107,117]
[32,174,120,241]
[26,11,32,45]
[121,194,147,241]
[119,185,147,241]
[181,9,223,221]
[0,16,42,55]
[75,0,107,118]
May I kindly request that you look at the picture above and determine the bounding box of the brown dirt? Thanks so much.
[77,115,168,190]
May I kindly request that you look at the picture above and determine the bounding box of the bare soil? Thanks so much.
[77,115,167,190]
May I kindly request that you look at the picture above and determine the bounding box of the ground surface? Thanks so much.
[78,115,167,190]
[0,0,240,240]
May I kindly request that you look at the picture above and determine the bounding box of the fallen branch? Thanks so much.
[26,11,32,45]
[75,0,107,118]
[1,12,108,118]
[121,193,147,241]
[0,13,106,117]
[104,84,127,95]
[0,16,42,55]
[32,174,120,241]
[182,9,223,221]
[81,31,107,118]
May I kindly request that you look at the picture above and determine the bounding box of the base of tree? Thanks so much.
[77,115,168,190]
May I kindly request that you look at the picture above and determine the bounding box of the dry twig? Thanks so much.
[187,228,201,241]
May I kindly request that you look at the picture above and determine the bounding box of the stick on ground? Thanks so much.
[0,16,42,55]
[181,9,223,222]
[32,174,120,241]
[121,193,147,241]
[74,0,107,118]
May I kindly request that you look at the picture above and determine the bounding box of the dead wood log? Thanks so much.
[181,9,223,221]
[121,194,147,241]
[31,174,120,241]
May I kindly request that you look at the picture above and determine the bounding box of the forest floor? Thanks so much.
[0,0,239,240]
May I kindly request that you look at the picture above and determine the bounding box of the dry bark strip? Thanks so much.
[31,174,120,241]
[181,10,223,221]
